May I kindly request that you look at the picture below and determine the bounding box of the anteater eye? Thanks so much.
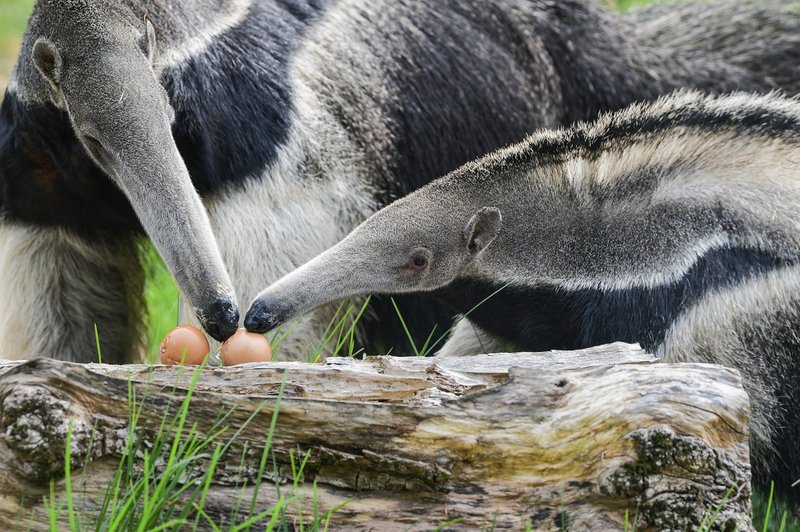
[407,249,430,272]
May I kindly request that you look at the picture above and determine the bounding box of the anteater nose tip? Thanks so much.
[204,320,239,343]
[202,297,240,342]
[244,301,275,333]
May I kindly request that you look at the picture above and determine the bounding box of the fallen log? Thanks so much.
[0,342,752,530]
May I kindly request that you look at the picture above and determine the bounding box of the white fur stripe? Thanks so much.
[154,0,254,70]
[6,74,18,95]
[656,263,800,470]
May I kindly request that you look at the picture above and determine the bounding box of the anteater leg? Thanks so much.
[0,224,145,364]
[435,318,510,357]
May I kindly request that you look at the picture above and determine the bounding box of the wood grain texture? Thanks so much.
[0,343,752,530]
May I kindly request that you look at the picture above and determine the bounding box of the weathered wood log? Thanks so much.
[0,343,752,530]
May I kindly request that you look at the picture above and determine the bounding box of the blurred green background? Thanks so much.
[0,0,34,89]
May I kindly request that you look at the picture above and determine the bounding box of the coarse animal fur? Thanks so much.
[245,90,800,504]
[2,0,800,363]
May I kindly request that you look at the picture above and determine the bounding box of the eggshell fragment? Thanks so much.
[160,325,210,365]
[221,328,272,365]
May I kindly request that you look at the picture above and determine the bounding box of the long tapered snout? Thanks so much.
[243,240,377,334]
[111,120,241,342]
[54,48,240,341]
[242,221,445,334]
[89,94,239,340]
[243,261,350,334]
[113,127,240,341]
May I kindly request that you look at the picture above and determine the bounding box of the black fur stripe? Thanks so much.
[0,92,141,236]
[161,1,326,194]
[525,101,800,164]
[437,246,794,353]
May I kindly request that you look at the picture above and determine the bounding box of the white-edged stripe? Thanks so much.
[154,0,254,71]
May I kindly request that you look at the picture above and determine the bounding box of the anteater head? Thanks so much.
[1,2,239,341]
[244,185,502,333]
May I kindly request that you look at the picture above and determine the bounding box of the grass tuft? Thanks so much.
[93,323,102,364]
[42,360,346,530]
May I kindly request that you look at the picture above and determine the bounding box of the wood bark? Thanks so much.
[0,342,752,530]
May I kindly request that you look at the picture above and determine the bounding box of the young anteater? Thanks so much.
[246,91,800,503]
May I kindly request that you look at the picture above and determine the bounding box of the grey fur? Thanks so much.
[624,0,800,95]
[0,225,146,363]
[246,91,800,500]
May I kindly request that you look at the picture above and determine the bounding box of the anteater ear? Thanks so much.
[463,207,502,255]
[32,38,62,88]
[139,20,157,65]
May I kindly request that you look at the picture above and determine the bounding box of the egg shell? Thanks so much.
[221,329,273,365]
[160,325,210,365]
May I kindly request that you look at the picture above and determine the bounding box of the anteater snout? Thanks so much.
[199,297,240,342]
[244,298,283,333]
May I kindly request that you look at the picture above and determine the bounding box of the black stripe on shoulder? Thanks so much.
[436,246,794,353]
[161,1,327,195]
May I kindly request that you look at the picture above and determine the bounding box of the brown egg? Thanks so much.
[160,325,210,365]
[221,328,273,365]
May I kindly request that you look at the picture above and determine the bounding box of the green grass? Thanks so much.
[0,0,34,91]
[755,486,797,532]
[390,282,510,357]
[44,362,347,529]
[614,0,656,11]
[0,0,33,35]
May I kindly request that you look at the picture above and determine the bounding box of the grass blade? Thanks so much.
[192,443,223,529]
[47,480,59,531]
[762,481,775,532]
[93,323,102,364]
[425,282,509,355]
[390,297,420,356]
[63,420,78,532]
[247,373,288,521]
